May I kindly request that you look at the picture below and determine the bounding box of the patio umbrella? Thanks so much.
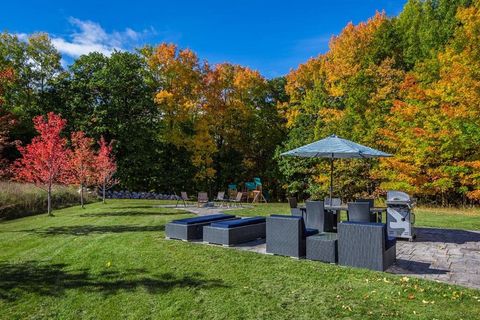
[280,134,392,201]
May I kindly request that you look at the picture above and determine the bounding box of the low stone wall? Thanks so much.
[103,190,180,200]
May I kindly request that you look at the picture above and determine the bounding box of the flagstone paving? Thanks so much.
[166,205,480,290]
[387,227,480,289]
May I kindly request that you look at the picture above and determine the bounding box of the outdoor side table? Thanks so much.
[306,233,338,263]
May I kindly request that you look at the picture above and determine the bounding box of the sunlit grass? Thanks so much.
[0,199,478,319]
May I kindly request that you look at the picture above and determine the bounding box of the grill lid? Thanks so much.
[387,190,411,204]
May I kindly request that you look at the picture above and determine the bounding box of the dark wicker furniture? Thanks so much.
[165,214,237,241]
[203,217,266,246]
[337,221,396,271]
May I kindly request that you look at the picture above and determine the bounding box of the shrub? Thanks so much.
[0,182,95,220]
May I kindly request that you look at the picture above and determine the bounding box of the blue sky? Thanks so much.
[1,0,406,78]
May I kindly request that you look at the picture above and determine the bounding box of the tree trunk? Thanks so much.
[80,183,84,209]
[102,181,106,204]
[47,184,53,216]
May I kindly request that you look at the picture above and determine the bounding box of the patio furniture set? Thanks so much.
[176,191,244,208]
[166,196,405,272]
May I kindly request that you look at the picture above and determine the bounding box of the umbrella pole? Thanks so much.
[330,157,334,202]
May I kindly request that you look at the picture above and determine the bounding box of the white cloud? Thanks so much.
[49,17,154,58]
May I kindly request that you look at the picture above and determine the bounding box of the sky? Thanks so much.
[1,0,407,78]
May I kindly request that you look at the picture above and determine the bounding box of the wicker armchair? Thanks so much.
[337,221,396,271]
[266,215,318,258]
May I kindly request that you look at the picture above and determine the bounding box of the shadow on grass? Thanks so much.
[107,205,177,210]
[79,210,189,217]
[0,261,227,302]
[23,224,166,236]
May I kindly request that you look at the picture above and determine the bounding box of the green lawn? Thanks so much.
[0,200,479,319]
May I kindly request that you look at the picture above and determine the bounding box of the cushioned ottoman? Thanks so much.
[165,214,237,241]
[203,217,266,246]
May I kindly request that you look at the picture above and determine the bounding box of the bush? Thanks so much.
[0,182,95,220]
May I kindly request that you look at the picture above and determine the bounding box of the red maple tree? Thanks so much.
[68,131,96,208]
[0,67,16,178]
[96,136,118,203]
[12,112,71,216]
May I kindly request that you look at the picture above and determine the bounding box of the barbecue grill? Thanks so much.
[386,190,416,241]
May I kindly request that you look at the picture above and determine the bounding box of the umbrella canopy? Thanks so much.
[281,134,392,200]
[281,134,392,159]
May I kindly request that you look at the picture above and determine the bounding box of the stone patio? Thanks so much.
[165,204,480,290]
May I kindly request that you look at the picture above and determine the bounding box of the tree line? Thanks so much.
[0,37,287,199]
[278,0,480,205]
[1,0,480,205]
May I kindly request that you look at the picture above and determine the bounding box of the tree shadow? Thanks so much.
[390,259,449,275]
[415,227,480,244]
[108,205,177,210]
[80,210,188,217]
[0,261,228,302]
[23,224,166,236]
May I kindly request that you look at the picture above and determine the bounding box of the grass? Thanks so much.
[0,200,479,319]
[0,182,95,220]
[230,203,480,230]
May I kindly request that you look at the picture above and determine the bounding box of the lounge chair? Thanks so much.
[165,214,237,241]
[252,190,267,203]
[230,192,243,207]
[203,217,266,246]
[197,192,209,207]
[213,191,226,207]
[176,191,194,207]
[228,184,237,199]
[337,221,396,271]
[266,215,318,258]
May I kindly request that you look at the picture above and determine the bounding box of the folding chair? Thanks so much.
[197,192,209,207]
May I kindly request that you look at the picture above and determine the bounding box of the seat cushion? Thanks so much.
[269,214,302,220]
[305,228,319,237]
[210,217,265,228]
[172,214,235,225]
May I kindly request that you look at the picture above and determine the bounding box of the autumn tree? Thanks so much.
[68,131,96,208]
[12,112,70,215]
[0,67,15,178]
[96,136,118,204]
[380,0,480,204]
[55,52,160,191]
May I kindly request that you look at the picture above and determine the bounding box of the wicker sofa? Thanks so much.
[203,217,266,246]
[337,221,396,271]
[165,214,237,241]
[266,215,318,258]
